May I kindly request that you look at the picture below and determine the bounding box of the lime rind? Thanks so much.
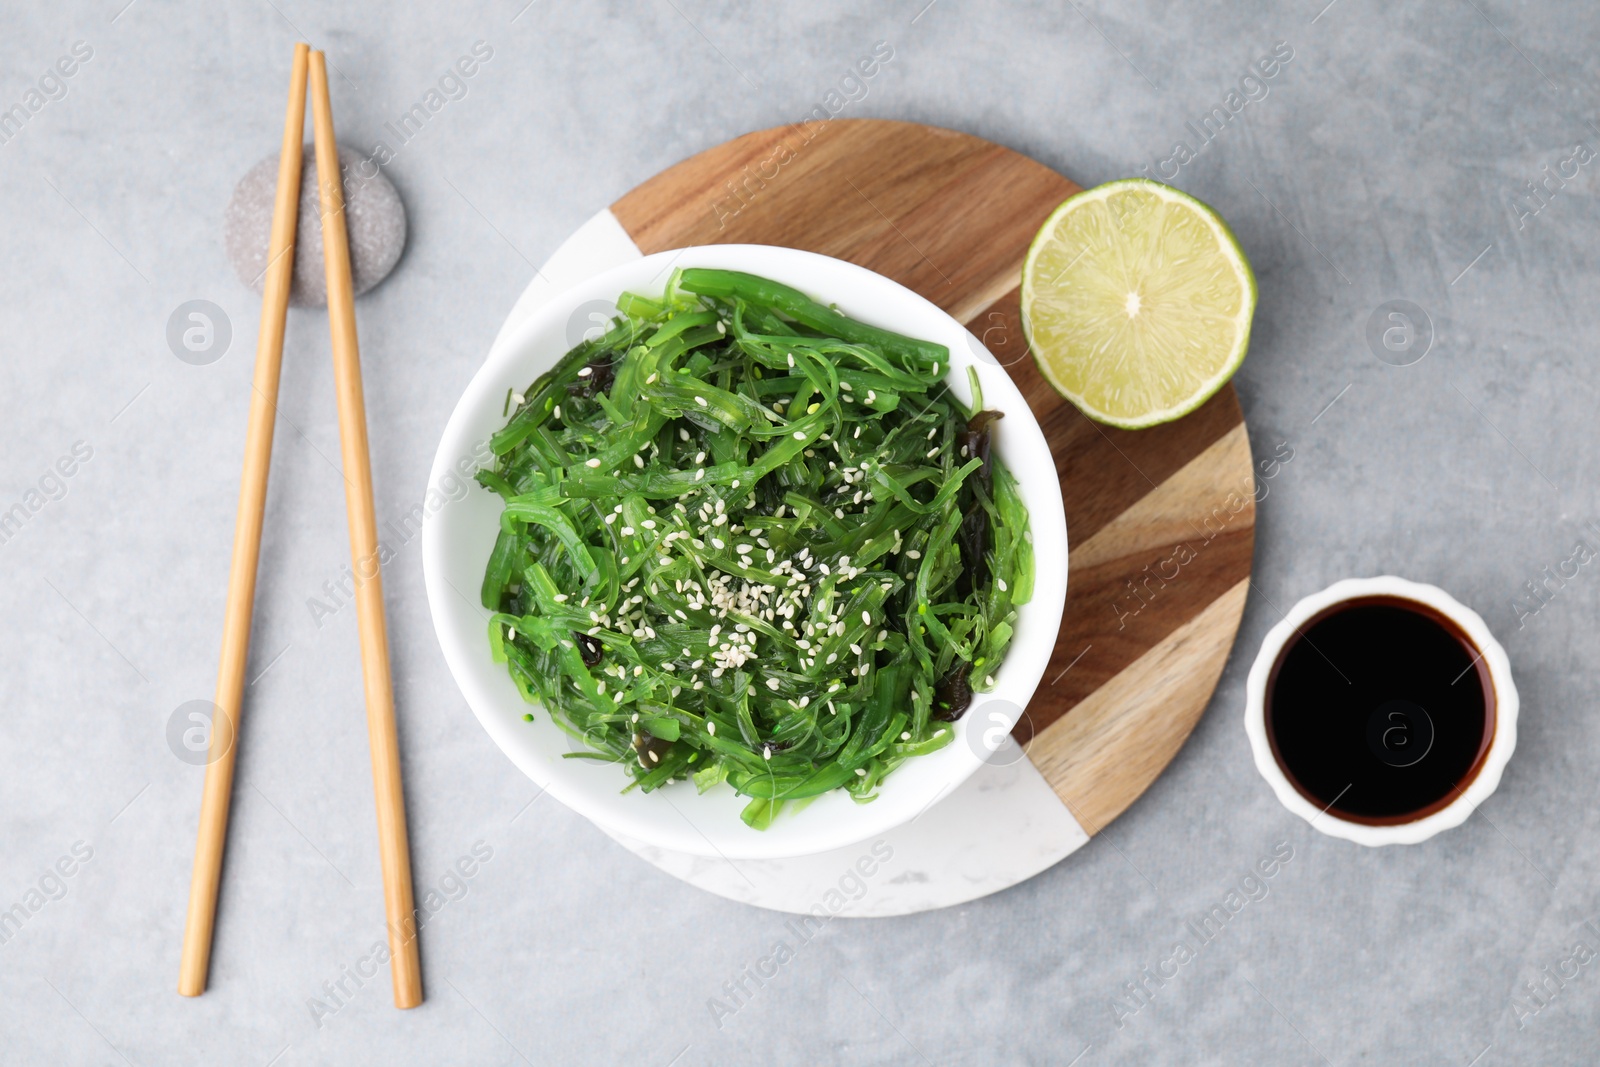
[1020,178,1257,430]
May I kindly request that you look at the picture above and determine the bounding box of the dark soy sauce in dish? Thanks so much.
[1266,596,1495,825]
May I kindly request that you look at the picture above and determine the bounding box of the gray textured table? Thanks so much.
[2,1,1596,1064]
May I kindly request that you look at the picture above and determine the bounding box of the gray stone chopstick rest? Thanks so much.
[224,144,406,307]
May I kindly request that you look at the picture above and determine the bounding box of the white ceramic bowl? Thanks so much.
[423,246,1069,859]
[1243,576,1517,846]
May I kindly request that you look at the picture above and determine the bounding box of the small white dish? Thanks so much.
[1244,576,1517,846]
[423,245,1069,860]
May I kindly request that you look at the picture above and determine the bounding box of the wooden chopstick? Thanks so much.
[307,49,424,1010]
[179,41,310,999]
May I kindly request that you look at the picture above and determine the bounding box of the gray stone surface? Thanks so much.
[224,143,408,307]
[0,1,1595,1064]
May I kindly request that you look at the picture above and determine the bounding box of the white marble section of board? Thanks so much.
[490,208,644,351]
[610,737,1088,917]
[490,208,1088,916]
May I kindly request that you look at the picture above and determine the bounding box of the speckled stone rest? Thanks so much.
[224,143,406,307]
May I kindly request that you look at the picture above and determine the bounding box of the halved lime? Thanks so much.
[1021,179,1256,430]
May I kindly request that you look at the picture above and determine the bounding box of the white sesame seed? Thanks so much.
[695,396,707,406]
[793,431,805,440]
[998,578,1008,592]
[578,367,593,377]
[643,519,656,529]
[763,745,772,760]
[679,427,690,441]
[621,526,635,536]
[596,680,606,694]
[766,677,780,691]
[553,593,568,603]
[634,454,645,468]
[648,750,659,762]
[986,676,996,687]
[585,458,602,468]
[694,451,706,464]
[926,448,940,458]
[877,630,887,642]
[927,427,938,440]
[906,549,922,560]
[604,513,617,525]
[850,643,861,655]
[855,768,867,777]
[787,353,795,368]
[901,731,912,741]
[552,404,561,420]
[695,469,705,481]
[646,372,658,384]
[707,721,716,735]
[861,611,872,625]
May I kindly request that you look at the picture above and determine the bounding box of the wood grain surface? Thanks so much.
[612,118,1255,835]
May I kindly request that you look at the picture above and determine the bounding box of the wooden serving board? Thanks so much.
[609,119,1255,841]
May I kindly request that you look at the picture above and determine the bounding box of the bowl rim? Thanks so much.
[1242,576,1518,846]
[422,244,1070,859]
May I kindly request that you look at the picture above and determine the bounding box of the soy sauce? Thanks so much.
[1266,596,1495,824]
